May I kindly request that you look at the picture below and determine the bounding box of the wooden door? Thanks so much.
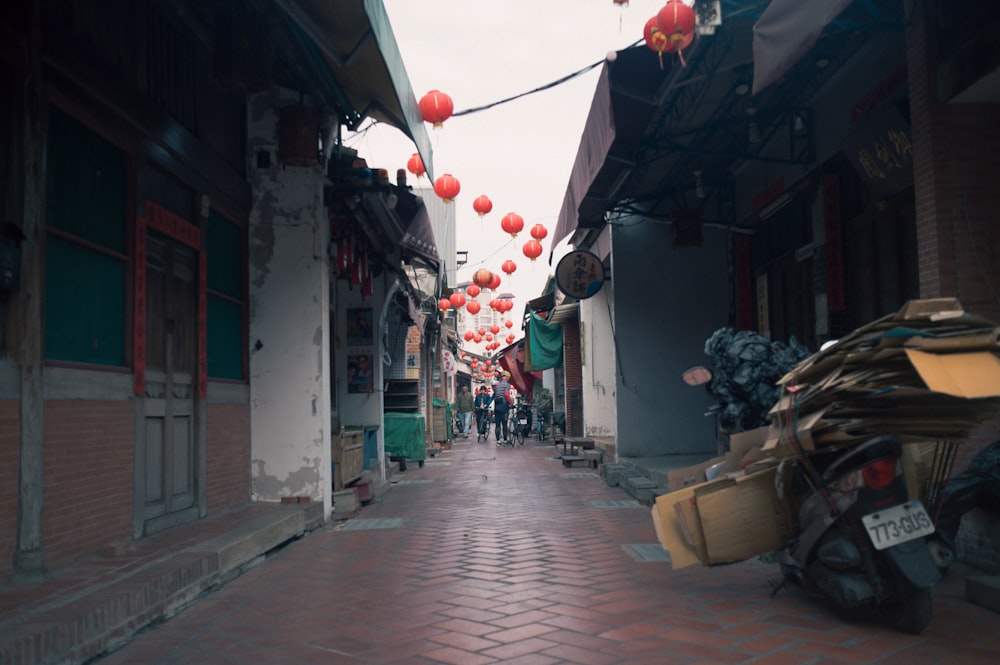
[139,229,199,534]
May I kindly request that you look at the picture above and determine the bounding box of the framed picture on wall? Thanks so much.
[347,352,373,394]
[346,307,373,347]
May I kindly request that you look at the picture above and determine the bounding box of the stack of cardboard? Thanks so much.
[763,297,1000,453]
[652,298,1000,569]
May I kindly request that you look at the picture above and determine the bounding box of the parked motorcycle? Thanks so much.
[774,434,945,634]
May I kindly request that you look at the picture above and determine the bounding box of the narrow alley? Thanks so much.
[94,438,1000,665]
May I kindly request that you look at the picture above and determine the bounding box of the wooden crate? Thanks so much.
[333,430,365,490]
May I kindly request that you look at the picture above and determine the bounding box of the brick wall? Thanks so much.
[43,400,134,570]
[0,400,18,581]
[206,402,251,509]
[561,319,582,437]
[908,4,1000,570]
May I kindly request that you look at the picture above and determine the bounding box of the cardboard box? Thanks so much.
[693,466,796,565]
[650,465,796,569]
[904,349,1000,399]
[725,426,769,472]
[667,456,725,491]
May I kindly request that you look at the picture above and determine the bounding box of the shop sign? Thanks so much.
[555,250,606,300]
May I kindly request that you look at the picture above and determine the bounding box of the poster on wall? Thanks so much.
[347,352,373,393]
[346,307,373,347]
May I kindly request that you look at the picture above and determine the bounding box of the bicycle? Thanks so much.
[509,403,530,446]
[475,408,491,443]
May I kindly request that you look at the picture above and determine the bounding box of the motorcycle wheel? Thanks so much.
[883,575,933,635]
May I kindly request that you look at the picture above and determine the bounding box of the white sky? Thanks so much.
[347,0,674,310]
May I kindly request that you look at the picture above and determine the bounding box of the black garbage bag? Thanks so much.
[702,327,813,433]
[936,441,1000,544]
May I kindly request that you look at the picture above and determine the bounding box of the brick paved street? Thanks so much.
[95,438,1000,664]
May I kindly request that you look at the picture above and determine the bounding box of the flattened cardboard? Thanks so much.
[726,426,769,472]
[896,298,963,320]
[650,489,704,570]
[904,349,1000,398]
[667,456,725,490]
[694,467,796,564]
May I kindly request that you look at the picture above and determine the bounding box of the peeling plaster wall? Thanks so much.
[581,284,617,442]
[247,91,332,513]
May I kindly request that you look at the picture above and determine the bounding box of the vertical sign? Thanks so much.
[823,175,846,311]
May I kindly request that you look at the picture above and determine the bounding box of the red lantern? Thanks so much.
[485,359,492,367]
[500,212,524,238]
[505,320,513,329]
[522,238,543,261]
[506,334,515,344]
[643,16,669,59]
[503,299,514,313]
[490,324,500,335]
[656,1,696,46]
[530,224,548,240]
[486,334,493,342]
[466,300,481,315]
[501,259,517,276]
[419,90,453,127]
[473,269,494,288]
[478,327,486,335]
[449,292,466,308]
[488,272,502,290]
[655,1,696,66]
[433,174,461,203]
[489,298,499,311]
[464,331,475,342]
[438,298,452,312]
[406,153,425,179]
[474,334,482,343]
[473,195,493,217]
[466,284,481,298]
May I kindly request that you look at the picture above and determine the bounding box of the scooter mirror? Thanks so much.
[682,366,712,386]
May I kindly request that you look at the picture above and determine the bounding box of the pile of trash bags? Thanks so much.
[703,327,813,433]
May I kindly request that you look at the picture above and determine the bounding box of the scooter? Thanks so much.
[774,434,945,634]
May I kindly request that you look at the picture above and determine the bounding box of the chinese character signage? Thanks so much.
[843,103,913,199]
[555,250,606,300]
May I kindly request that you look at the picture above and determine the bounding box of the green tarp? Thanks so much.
[383,412,426,460]
[525,312,563,371]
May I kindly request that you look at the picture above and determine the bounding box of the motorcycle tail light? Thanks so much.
[861,458,897,490]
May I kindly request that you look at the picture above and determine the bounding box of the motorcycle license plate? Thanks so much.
[861,500,935,551]
[518,419,528,425]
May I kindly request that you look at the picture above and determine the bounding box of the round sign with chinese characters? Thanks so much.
[555,250,606,299]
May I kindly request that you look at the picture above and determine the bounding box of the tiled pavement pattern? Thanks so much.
[95,438,1000,665]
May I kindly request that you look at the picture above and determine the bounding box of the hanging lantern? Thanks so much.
[433,174,461,203]
[406,153,426,179]
[503,300,514,313]
[464,331,474,342]
[466,300,481,315]
[522,238,543,261]
[474,334,482,343]
[478,327,486,335]
[473,195,493,218]
[473,269,494,289]
[501,259,517,276]
[419,90,454,127]
[643,16,670,68]
[485,334,493,342]
[466,284,481,298]
[490,324,500,335]
[489,298,499,311]
[438,298,452,312]
[485,360,492,367]
[500,212,524,238]
[449,292,466,308]
[656,1,696,66]
[506,334,515,344]
[530,224,548,241]
[505,320,513,329]
[488,272,502,291]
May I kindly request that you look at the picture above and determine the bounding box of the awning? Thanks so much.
[498,342,539,402]
[398,195,439,269]
[752,0,855,95]
[274,0,434,180]
[550,46,666,263]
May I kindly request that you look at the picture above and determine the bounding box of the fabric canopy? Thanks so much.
[499,343,539,402]
[752,0,855,95]
[525,313,564,372]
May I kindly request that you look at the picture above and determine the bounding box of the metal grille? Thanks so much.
[384,321,409,380]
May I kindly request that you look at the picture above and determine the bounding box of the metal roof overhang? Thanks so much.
[552,0,905,255]
[274,0,434,180]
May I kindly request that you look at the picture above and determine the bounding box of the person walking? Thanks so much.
[473,386,492,442]
[493,372,513,445]
[455,385,475,437]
